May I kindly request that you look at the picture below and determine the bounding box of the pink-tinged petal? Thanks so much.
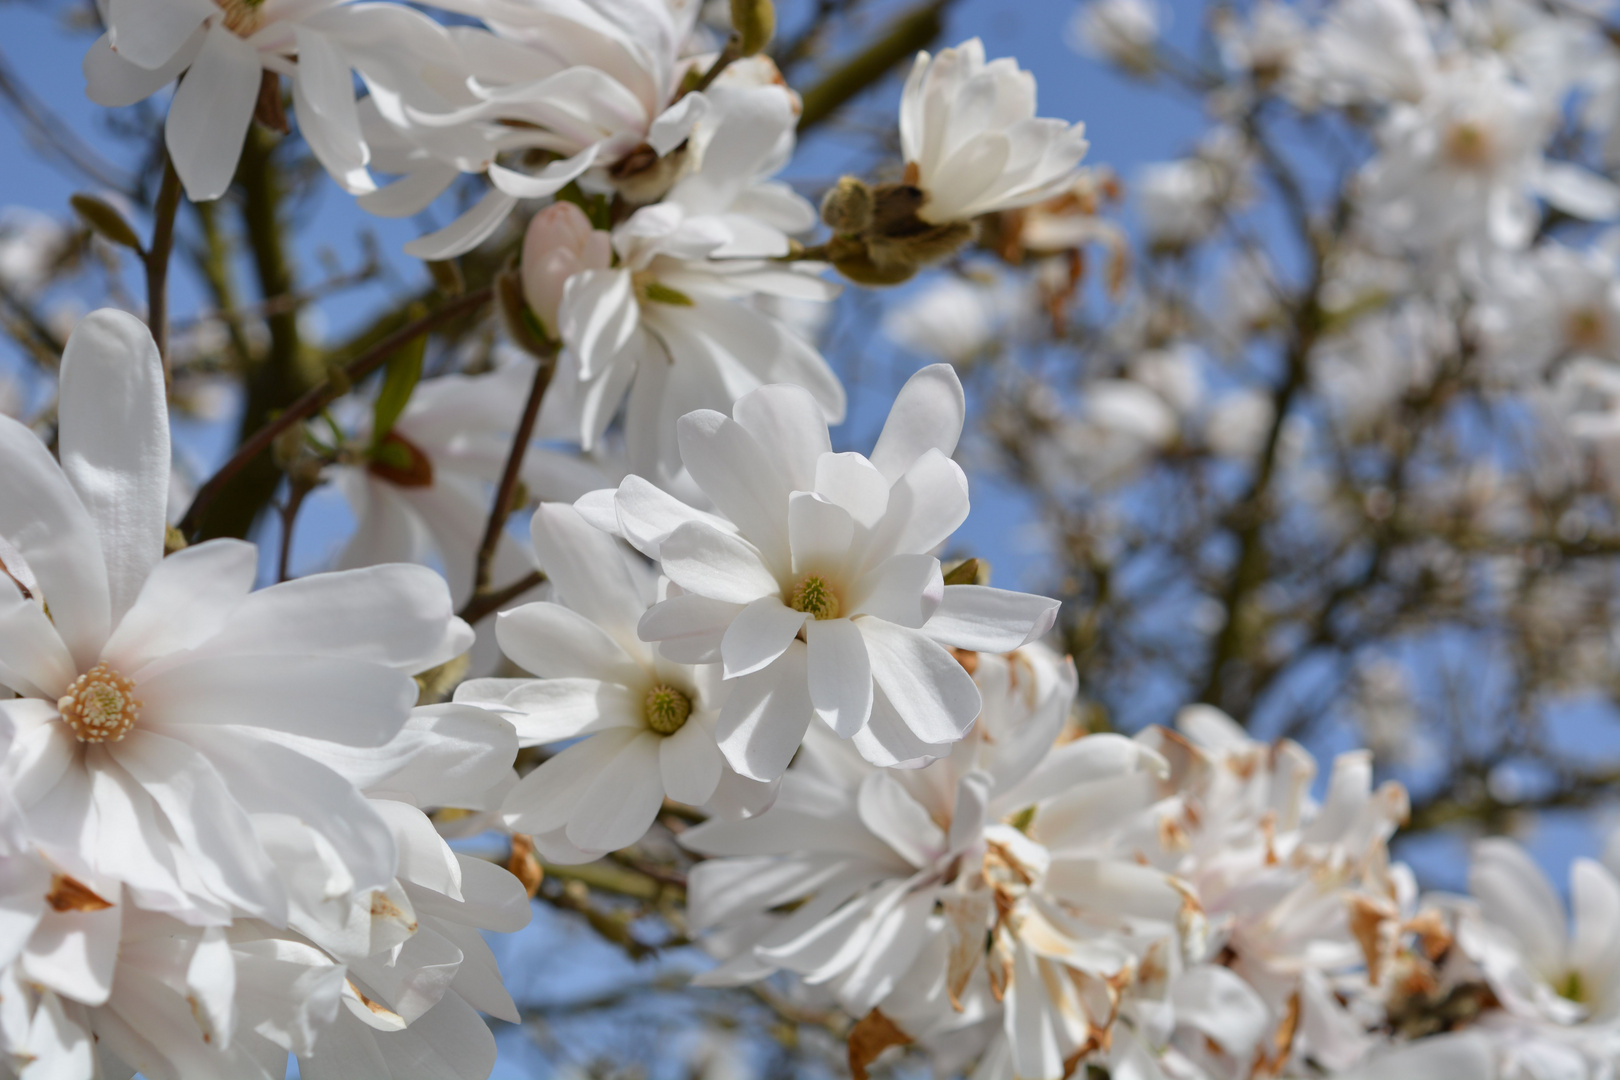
[637,593,740,663]
[102,539,255,677]
[497,601,643,683]
[720,597,805,679]
[563,732,667,853]
[859,619,980,745]
[84,28,202,106]
[864,449,970,565]
[869,364,966,483]
[732,384,833,492]
[0,582,76,699]
[529,502,647,651]
[497,678,641,745]
[109,730,285,921]
[0,417,109,670]
[165,25,262,202]
[787,492,853,578]
[658,521,780,606]
[291,27,373,194]
[138,653,416,748]
[502,728,640,835]
[716,641,812,782]
[676,410,793,571]
[806,617,872,738]
[58,309,168,628]
[851,554,943,629]
[814,453,889,529]
[660,718,723,806]
[20,904,121,1006]
[185,563,461,673]
[922,584,1060,652]
[403,188,519,260]
[105,0,214,69]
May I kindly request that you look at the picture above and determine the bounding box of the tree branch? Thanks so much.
[177,285,494,539]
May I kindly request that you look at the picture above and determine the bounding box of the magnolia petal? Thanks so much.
[58,309,169,628]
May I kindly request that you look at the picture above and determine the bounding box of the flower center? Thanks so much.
[214,0,266,35]
[790,575,840,620]
[58,663,140,743]
[1559,970,1587,1004]
[644,685,692,735]
[1443,121,1494,169]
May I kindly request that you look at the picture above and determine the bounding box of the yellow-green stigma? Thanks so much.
[1559,970,1587,1004]
[644,685,692,736]
[790,575,840,620]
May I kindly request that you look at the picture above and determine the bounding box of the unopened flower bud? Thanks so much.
[731,0,776,57]
[521,202,612,335]
[821,176,874,235]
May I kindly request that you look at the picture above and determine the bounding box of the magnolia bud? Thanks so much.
[520,202,612,335]
[731,0,775,57]
[820,176,873,235]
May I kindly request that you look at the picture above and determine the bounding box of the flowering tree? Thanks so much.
[2,0,1620,1076]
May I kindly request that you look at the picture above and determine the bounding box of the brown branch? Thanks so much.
[144,158,183,381]
[470,349,557,597]
[177,286,494,539]
[457,569,546,625]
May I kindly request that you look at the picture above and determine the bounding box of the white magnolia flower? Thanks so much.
[1470,242,1620,385]
[385,0,710,258]
[0,310,470,1007]
[1463,839,1620,1024]
[593,363,1060,781]
[326,358,606,610]
[686,645,1193,1080]
[1359,56,1620,251]
[1068,0,1161,72]
[294,704,531,1080]
[535,86,844,485]
[882,274,1020,364]
[1307,0,1436,106]
[0,207,70,298]
[457,502,770,863]
[84,0,464,200]
[1,911,351,1080]
[1130,706,1410,1076]
[899,39,1091,224]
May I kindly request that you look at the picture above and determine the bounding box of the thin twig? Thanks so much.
[458,569,546,625]
[470,351,557,597]
[177,286,493,538]
[144,158,183,381]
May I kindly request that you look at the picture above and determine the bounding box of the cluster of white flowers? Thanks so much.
[0,0,1612,1073]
